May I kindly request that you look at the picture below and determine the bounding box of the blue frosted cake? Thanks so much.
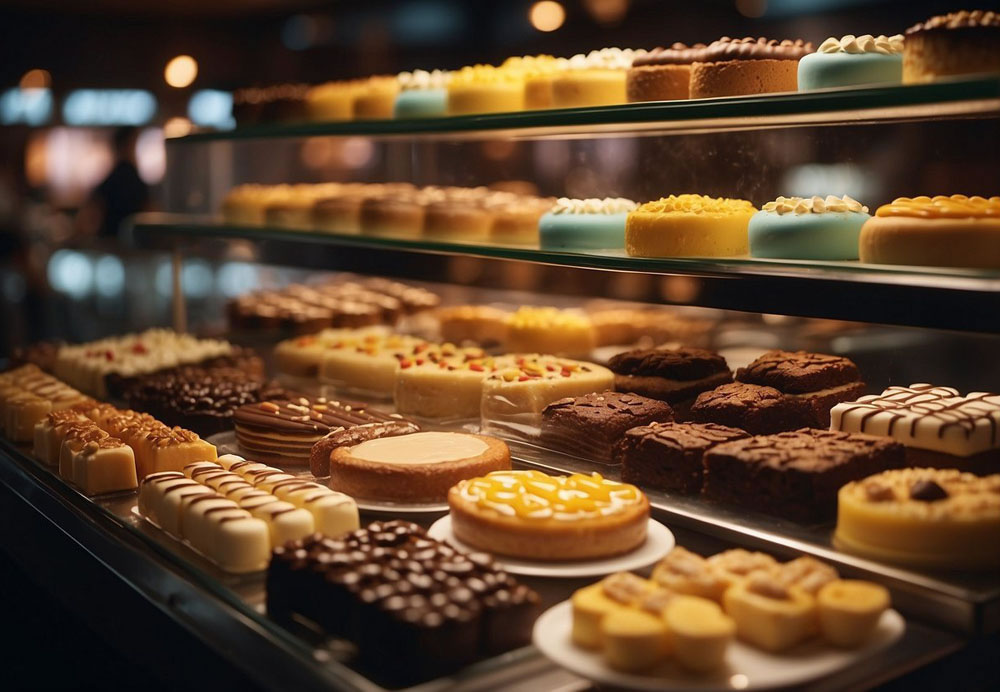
[540,198,638,250]
[798,34,903,90]
[749,195,870,260]
[393,69,450,118]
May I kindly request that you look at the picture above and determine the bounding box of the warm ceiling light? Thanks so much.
[164,55,198,88]
[20,68,51,89]
[529,1,566,32]
[163,116,193,138]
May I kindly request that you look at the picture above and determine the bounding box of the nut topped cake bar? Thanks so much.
[831,383,1000,475]
[541,391,674,462]
[703,428,905,523]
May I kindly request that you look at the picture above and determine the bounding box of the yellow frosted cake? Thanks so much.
[626,194,757,257]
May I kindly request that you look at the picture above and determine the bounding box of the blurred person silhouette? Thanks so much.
[78,126,150,238]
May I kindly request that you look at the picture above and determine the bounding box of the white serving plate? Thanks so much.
[427,515,674,577]
[532,600,905,691]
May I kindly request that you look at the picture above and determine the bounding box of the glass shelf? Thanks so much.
[171,77,1000,143]
[131,214,1000,334]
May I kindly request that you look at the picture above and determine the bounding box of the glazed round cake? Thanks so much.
[834,467,1000,570]
[539,198,637,250]
[798,35,903,90]
[448,469,650,560]
[625,195,757,257]
[328,431,510,503]
[749,195,870,260]
[859,195,1000,268]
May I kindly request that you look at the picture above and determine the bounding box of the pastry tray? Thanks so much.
[0,436,973,691]
[509,440,1000,636]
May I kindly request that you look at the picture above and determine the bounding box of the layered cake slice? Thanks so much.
[608,346,733,417]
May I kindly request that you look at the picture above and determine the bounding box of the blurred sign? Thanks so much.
[62,89,157,126]
[0,88,53,125]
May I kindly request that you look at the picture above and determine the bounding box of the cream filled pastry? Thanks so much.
[449,469,650,560]
[749,195,870,260]
[799,35,904,90]
[540,198,638,250]
[329,431,510,503]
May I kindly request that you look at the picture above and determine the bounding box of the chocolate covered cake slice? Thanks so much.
[607,346,732,417]
[541,391,674,462]
[617,421,749,494]
[690,382,815,435]
[703,428,905,523]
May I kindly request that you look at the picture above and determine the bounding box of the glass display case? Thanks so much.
[3,78,999,691]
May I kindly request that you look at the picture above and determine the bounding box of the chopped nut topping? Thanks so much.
[864,481,896,502]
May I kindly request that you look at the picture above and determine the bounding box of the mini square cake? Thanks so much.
[735,350,865,427]
[831,383,1000,475]
[607,347,732,417]
[617,421,750,494]
[703,428,905,523]
[690,382,815,435]
[541,391,674,462]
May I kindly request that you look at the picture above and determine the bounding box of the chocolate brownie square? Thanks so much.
[541,391,674,463]
[617,422,749,494]
[703,428,905,523]
[690,382,816,435]
[735,350,866,427]
[607,346,733,417]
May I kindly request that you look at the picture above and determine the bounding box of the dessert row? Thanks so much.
[231,10,1000,125]
[221,185,1000,269]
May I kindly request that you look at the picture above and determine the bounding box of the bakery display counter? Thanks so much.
[131,215,1000,332]
[0,434,970,691]
[175,76,1000,142]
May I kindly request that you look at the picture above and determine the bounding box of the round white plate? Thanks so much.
[354,498,449,514]
[427,516,674,577]
[532,601,905,691]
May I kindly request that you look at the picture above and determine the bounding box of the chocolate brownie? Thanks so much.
[607,347,733,414]
[690,382,816,435]
[617,422,749,494]
[703,428,905,523]
[735,350,866,427]
[123,366,285,437]
[540,391,674,463]
[309,419,421,477]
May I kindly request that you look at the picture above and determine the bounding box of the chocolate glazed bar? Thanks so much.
[541,391,674,463]
[703,428,905,523]
[267,522,540,683]
[607,346,732,417]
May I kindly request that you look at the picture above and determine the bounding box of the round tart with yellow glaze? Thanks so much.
[834,467,1000,570]
[859,194,1000,268]
[329,431,510,503]
[448,469,650,561]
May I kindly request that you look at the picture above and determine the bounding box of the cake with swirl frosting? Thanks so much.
[539,197,638,250]
[831,383,1000,475]
[903,10,1000,84]
[625,194,757,257]
[448,469,650,559]
[689,37,813,98]
[858,194,1000,268]
[798,35,904,90]
[627,43,708,102]
[834,467,1000,569]
[749,195,871,260]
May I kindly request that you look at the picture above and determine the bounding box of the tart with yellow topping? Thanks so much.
[625,194,757,257]
[859,194,1000,268]
[448,469,650,560]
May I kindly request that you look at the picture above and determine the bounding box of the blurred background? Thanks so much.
[0,0,991,358]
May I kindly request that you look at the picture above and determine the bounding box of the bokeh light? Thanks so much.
[529,1,566,32]
[19,68,51,89]
[164,55,198,88]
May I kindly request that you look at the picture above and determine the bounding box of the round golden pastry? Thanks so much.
[329,431,510,503]
[689,37,813,99]
[626,43,706,102]
[423,199,494,242]
[834,467,1000,570]
[859,195,1000,268]
[448,469,650,560]
[625,194,757,257]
